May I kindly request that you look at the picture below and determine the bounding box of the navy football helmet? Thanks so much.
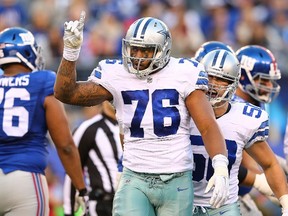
[235,45,281,103]
[201,49,241,107]
[194,41,234,62]
[122,17,172,79]
[0,27,44,71]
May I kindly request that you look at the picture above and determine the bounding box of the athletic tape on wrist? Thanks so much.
[63,47,81,62]
[212,154,228,168]
[280,194,288,209]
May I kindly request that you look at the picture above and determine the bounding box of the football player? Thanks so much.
[54,11,230,215]
[0,27,88,216]
[191,49,288,216]
[194,40,235,62]
[235,45,285,216]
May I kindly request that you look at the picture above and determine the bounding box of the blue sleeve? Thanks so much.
[41,70,56,96]
[32,70,56,104]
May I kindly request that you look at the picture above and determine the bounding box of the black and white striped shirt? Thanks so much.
[63,113,123,215]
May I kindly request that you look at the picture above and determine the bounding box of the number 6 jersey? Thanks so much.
[190,101,269,206]
[0,70,56,175]
[88,57,208,173]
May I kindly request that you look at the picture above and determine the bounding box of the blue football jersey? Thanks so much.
[0,70,56,174]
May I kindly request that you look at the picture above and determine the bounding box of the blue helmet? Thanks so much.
[194,41,234,62]
[235,45,281,103]
[0,27,44,71]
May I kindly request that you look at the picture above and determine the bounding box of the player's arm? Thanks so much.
[186,89,229,208]
[186,89,227,157]
[246,140,288,211]
[54,10,112,106]
[239,165,275,196]
[241,150,262,174]
[238,165,251,185]
[44,95,86,191]
[54,59,112,106]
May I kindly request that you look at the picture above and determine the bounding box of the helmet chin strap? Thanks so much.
[211,98,227,108]
[210,85,233,108]
[16,52,35,71]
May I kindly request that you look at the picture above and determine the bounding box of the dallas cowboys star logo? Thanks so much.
[157,24,171,39]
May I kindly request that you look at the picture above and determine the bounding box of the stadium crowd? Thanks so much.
[2,0,288,215]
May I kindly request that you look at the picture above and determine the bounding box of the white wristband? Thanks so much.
[283,208,288,214]
[63,47,81,62]
[280,194,288,210]
[212,154,228,168]
[212,154,229,177]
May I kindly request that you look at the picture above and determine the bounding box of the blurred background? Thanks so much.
[1,0,287,215]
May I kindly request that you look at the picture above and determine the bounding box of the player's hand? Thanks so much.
[280,194,288,216]
[253,173,274,196]
[64,10,85,49]
[63,11,86,61]
[74,188,89,216]
[205,154,229,208]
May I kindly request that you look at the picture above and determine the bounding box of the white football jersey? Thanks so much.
[88,57,208,173]
[191,101,269,206]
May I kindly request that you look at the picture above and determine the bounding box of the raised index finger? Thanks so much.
[79,10,86,25]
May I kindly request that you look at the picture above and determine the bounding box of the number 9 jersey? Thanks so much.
[88,57,208,173]
[190,101,269,206]
[0,70,56,175]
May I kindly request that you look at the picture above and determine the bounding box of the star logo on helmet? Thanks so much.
[157,25,171,40]
[158,30,170,39]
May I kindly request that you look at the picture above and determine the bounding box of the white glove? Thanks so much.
[63,10,86,61]
[280,194,288,216]
[283,208,288,216]
[205,154,229,208]
[74,188,89,216]
[253,173,274,196]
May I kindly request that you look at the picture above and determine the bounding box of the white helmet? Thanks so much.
[122,17,172,79]
[201,49,241,107]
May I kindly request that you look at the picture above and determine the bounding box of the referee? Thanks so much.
[63,102,123,216]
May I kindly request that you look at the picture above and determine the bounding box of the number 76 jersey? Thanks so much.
[88,57,208,173]
[190,101,269,206]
